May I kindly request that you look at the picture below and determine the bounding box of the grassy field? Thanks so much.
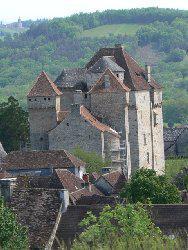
[165,158,188,179]
[81,23,143,38]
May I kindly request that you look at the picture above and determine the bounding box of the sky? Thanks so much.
[1,0,188,23]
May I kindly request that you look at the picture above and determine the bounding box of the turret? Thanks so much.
[27,71,62,150]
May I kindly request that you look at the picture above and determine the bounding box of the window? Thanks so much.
[40,137,43,141]
[143,134,147,145]
[116,73,119,78]
[85,94,87,99]
[66,123,69,126]
[35,98,37,101]
[44,98,46,100]
[29,99,31,101]
[154,112,158,126]
[48,98,50,100]
[147,152,150,164]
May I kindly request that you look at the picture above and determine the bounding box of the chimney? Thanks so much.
[74,90,83,105]
[145,65,151,84]
[60,189,69,213]
[71,103,80,116]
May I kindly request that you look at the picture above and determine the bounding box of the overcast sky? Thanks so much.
[1,0,188,23]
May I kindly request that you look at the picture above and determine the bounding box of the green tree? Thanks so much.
[0,197,28,249]
[72,146,111,173]
[72,203,180,249]
[0,96,29,152]
[121,168,181,204]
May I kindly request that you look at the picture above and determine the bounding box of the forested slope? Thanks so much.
[0,8,187,125]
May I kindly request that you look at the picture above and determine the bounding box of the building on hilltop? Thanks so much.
[27,44,165,177]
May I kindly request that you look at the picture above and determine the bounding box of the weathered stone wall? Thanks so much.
[28,96,58,150]
[49,105,102,155]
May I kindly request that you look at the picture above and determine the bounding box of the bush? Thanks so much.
[173,167,188,190]
[72,203,184,249]
[121,168,181,204]
[0,197,28,249]
[72,146,111,173]
[166,49,186,62]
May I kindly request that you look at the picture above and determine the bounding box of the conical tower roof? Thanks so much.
[27,71,62,97]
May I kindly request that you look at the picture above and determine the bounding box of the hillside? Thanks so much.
[0,7,187,126]
[81,23,143,37]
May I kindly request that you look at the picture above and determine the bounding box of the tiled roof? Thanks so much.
[27,71,62,97]
[0,171,12,179]
[2,150,86,170]
[55,68,86,88]
[102,170,126,193]
[86,46,162,91]
[87,56,125,73]
[10,188,62,248]
[70,184,103,204]
[80,105,120,137]
[55,169,84,193]
[89,68,130,94]
[163,127,187,142]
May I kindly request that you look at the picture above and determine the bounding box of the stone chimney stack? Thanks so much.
[73,90,83,105]
[145,65,151,84]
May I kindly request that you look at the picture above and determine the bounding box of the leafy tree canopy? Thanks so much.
[121,168,181,204]
[0,197,28,249]
[72,146,111,173]
[0,96,29,152]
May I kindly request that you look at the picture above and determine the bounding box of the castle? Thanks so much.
[27,44,165,177]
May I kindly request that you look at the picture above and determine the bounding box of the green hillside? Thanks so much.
[0,7,187,126]
[81,23,143,37]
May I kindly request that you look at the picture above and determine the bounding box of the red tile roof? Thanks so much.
[2,150,86,170]
[86,46,162,91]
[102,170,127,193]
[0,171,12,179]
[27,71,62,97]
[89,68,130,94]
[55,169,84,193]
[80,106,120,137]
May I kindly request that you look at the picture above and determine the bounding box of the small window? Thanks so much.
[48,98,50,100]
[85,94,87,99]
[44,98,46,100]
[67,123,69,126]
[40,137,43,141]
[154,113,158,126]
[29,99,31,101]
[143,134,147,145]
[147,152,150,163]
[116,73,119,78]
[35,98,37,101]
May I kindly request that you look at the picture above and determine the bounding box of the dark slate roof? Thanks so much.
[0,142,7,162]
[163,127,187,142]
[2,150,86,170]
[87,56,124,73]
[55,68,86,88]
[86,46,162,91]
[27,71,62,97]
[70,185,103,204]
[10,188,63,249]
[89,68,130,94]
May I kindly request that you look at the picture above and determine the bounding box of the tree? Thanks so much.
[173,167,188,190]
[72,203,181,249]
[121,168,181,204]
[166,49,186,62]
[0,97,29,152]
[72,146,111,173]
[0,197,28,249]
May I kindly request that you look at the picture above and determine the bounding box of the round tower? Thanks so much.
[27,71,62,150]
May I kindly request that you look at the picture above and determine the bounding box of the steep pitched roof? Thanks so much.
[2,150,86,170]
[86,46,162,91]
[55,68,86,88]
[70,184,103,204]
[55,169,84,193]
[80,105,120,137]
[163,127,187,142]
[87,56,124,73]
[89,68,130,94]
[101,170,126,193]
[27,71,62,97]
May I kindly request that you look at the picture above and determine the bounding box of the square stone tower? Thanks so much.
[27,71,62,150]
